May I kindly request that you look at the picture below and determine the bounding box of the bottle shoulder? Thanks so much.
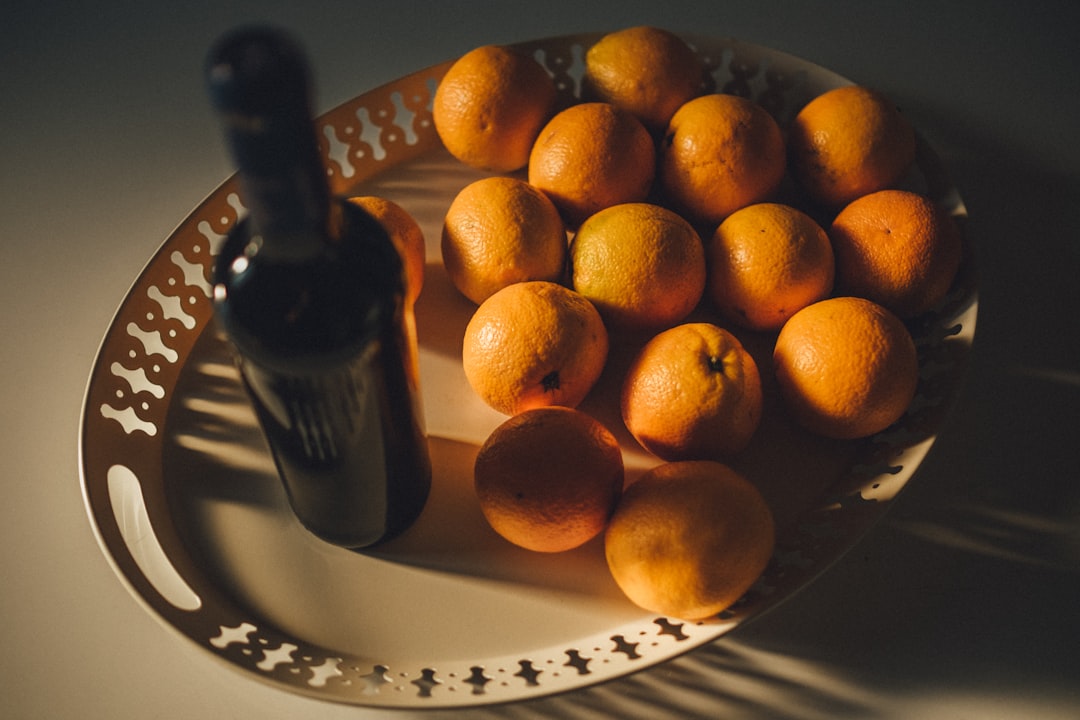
[213,201,406,370]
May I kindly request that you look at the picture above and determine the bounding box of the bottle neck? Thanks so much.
[230,127,332,261]
[207,27,331,261]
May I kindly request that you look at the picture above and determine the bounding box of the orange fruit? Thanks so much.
[829,189,962,318]
[570,202,705,331]
[773,296,919,440]
[583,26,704,133]
[788,85,917,207]
[474,406,624,553]
[621,323,762,461]
[462,281,609,416]
[433,44,557,172]
[658,93,786,226]
[441,176,567,305]
[346,196,425,304]
[707,202,834,331]
[604,460,775,620]
[528,102,655,228]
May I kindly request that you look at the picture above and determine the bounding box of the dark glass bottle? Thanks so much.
[205,26,430,549]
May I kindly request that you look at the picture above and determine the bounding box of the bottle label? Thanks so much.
[233,330,430,548]
[244,341,384,468]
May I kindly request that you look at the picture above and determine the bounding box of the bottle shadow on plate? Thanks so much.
[161,321,626,602]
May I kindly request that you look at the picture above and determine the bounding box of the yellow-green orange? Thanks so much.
[570,202,705,330]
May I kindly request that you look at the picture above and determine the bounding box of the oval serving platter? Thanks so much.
[80,33,976,708]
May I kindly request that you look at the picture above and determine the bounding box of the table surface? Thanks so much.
[4,1,1079,718]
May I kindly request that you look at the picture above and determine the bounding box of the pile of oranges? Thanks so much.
[357,27,964,620]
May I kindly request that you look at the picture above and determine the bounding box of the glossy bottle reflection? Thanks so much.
[206,26,430,549]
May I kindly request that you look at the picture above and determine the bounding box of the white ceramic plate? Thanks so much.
[80,33,976,708]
